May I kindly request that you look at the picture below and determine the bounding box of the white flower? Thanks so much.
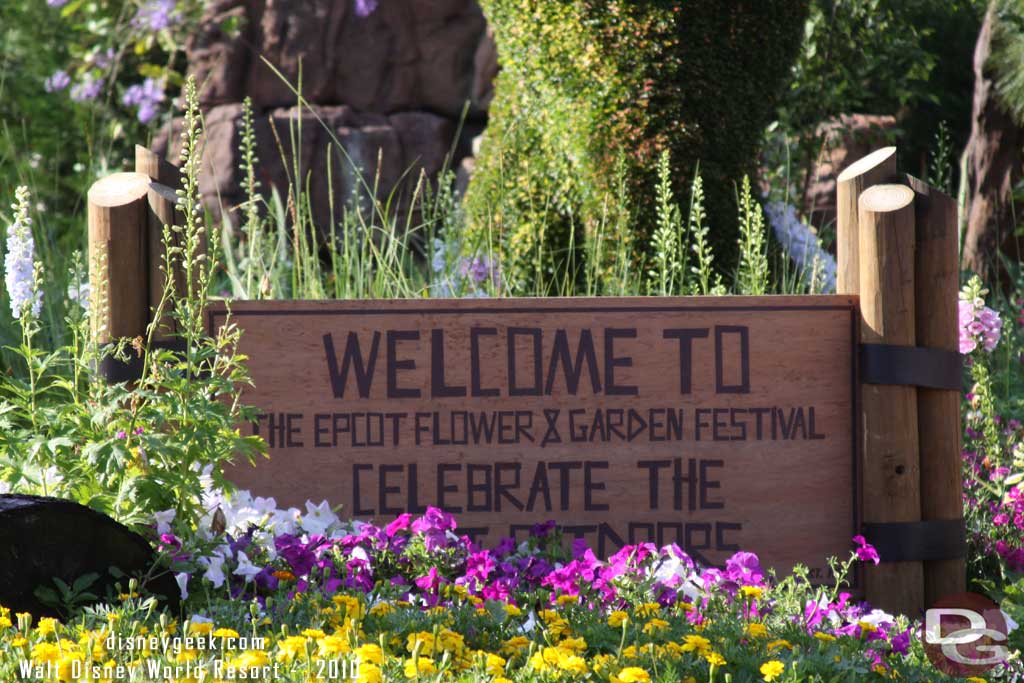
[5,187,42,319]
[175,572,189,600]
[1003,610,1019,634]
[268,507,301,536]
[154,509,176,536]
[859,608,895,627]
[301,500,339,536]
[0,481,10,494]
[233,551,261,583]
[201,554,227,588]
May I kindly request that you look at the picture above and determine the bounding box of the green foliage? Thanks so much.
[466,0,808,294]
[991,0,1024,126]
[735,177,771,296]
[0,78,265,531]
[766,0,982,212]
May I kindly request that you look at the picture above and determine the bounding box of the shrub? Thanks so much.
[465,0,809,294]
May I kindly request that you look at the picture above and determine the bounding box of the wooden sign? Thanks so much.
[207,296,858,580]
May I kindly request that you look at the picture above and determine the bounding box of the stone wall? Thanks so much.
[157,0,496,231]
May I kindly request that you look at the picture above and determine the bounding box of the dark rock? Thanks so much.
[962,6,1024,281]
[154,105,458,235]
[803,114,898,228]
[0,495,179,618]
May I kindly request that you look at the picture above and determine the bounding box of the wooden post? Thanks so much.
[135,146,184,339]
[87,172,153,344]
[135,144,179,189]
[858,183,924,616]
[836,147,898,295]
[904,174,966,605]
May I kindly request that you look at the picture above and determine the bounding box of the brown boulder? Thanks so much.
[802,114,898,228]
[155,105,457,235]
[189,0,489,119]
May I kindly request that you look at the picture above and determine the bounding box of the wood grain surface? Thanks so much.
[208,295,859,580]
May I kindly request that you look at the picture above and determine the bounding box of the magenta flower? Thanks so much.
[852,535,880,564]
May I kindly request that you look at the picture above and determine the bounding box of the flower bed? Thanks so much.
[1,478,960,683]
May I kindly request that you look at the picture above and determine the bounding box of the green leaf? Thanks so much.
[60,0,85,18]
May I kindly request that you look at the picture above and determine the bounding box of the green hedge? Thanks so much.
[465,0,809,293]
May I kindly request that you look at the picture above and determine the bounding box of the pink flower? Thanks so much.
[852,535,880,565]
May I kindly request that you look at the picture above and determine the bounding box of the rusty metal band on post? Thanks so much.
[859,343,963,391]
[862,519,967,562]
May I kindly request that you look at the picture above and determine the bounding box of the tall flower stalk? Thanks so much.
[5,186,43,434]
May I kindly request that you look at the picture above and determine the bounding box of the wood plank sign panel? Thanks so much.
[207,296,859,581]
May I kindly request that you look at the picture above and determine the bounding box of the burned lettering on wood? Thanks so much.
[209,296,858,581]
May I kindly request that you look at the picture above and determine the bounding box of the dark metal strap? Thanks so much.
[862,519,966,562]
[98,339,188,383]
[860,343,962,390]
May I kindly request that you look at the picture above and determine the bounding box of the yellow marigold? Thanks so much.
[368,602,394,617]
[608,611,629,628]
[558,653,588,675]
[503,604,522,617]
[232,650,270,669]
[318,635,351,657]
[36,617,58,636]
[302,628,326,640]
[407,631,436,655]
[213,628,240,639]
[545,617,570,639]
[813,632,836,643]
[32,642,61,664]
[404,657,436,678]
[746,622,768,639]
[538,609,560,623]
[767,639,793,652]
[556,594,578,606]
[188,622,213,636]
[354,643,383,664]
[175,649,198,663]
[705,651,727,667]
[616,666,652,683]
[332,594,365,619]
[484,652,506,675]
[494,678,514,683]
[681,634,711,655]
[0,605,8,617]
[858,621,878,635]
[275,635,309,663]
[676,601,695,612]
[965,677,988,683]
[56,653,84,683]
[873,664,887,676]
[12,635,28,648]
[356,663,383,683]
[741,586,764,601]
[501,636,530,656]
[642,618,670,635]
[760,660,785,681]
[636,602,661,618]
[438,628,465,654]
[662,642,683,657]
[559,636,587,652]
[0,616,11,630]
